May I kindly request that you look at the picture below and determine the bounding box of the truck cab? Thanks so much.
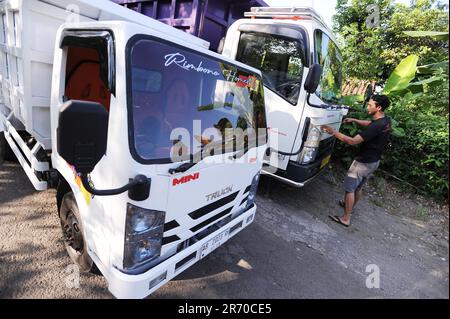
[222,7,347,187]
[54,21,266,298]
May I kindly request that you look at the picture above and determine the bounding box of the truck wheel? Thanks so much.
[0,132,6,164]
[0,132,16,163]
[59,192,95,272]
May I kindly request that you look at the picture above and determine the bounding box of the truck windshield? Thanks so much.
[128,37,266,163]
[314,30,343,104]
[236,32,306,105]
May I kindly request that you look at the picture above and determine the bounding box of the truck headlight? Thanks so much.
[124,203,165,270]
[300,146,318,163]
[246,173,260,208]
[299,127,321,164]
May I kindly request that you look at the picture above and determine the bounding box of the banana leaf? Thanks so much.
[383,55,419,95]
[403,31,449,41]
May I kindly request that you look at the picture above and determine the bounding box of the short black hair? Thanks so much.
[371,94,390,111]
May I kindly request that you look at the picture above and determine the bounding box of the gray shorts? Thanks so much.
[343,160,379,193]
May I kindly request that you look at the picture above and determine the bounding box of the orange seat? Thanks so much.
[65,62,111,111]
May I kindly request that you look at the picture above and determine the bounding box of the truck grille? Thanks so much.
[161,185,251,247]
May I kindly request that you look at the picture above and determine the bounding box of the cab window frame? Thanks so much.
[313,29,343,104]
[125,34,266,165]
[236,25,309,106]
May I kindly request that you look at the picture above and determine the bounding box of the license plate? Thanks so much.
[320,155,331,169]
[200,229,230,259]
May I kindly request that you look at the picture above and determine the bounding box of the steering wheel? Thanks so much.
[276,80,301,91]
[276,80,301,99]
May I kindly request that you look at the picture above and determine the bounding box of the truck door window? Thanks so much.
[314,30,343,103]
[236,32,305,105]
[64,46,111,111]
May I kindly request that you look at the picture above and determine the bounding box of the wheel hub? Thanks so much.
[63,211,84,253]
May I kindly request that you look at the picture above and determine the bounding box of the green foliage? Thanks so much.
[381,1,449,76]
[384,80,449,199]
[403,31,449,41]
[383,54,419,94]
[333,0,449,202]
[333,0,449,82]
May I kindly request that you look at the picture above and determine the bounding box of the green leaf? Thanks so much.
[403,31,449,41]
[383,55,419,95]
[392,127,405,138]
[417,61,449,75]
[407,76,444,92]
[340,94,364,106]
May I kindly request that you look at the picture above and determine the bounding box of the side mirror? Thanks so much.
[304,64,322,94]
[57,100,150,200]
[364,83,374,102]
[57,100,108,174]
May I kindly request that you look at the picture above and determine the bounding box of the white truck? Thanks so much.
[221,7,349,187]
[0,0,270,298]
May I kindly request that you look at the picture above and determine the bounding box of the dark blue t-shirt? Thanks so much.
[355,117,392,163]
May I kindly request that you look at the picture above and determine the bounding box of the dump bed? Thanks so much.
[112,0,267,51]
[0,0,209,149]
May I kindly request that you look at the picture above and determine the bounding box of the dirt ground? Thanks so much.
[0,160,448,299]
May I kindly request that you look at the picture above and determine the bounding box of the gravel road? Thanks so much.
[0,161,448,299]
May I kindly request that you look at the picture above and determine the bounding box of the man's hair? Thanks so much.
[371,94,390,111]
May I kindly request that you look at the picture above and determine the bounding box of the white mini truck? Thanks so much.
[222,7,349,187]
[0,0,269,298]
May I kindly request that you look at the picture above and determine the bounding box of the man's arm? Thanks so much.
[344,117,371,127]
[321,125,364,146]
[333,131,364,146]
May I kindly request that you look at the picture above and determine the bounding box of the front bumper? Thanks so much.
[95,204,257,299]
[263,136,335,187]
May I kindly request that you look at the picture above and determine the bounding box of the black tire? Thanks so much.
[0,132,6,165]
[59,192,95,272]
[0,131,16,163]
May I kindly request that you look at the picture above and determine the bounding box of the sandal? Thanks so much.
[338,199,345,208]
[329,215,350,227]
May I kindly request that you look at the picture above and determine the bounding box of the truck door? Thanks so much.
[57,29,116,183]
[223,23,309,170]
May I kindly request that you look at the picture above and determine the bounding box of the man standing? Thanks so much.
[321,94,392,227]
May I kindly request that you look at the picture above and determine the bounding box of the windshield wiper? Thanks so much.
[168,139,227,174]
[168,161,197,174]
[230,146,249,160]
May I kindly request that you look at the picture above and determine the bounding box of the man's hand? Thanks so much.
[321,125,336,135]
[343,117,355,124]
[321,125,364,146]
[344,117,372,127]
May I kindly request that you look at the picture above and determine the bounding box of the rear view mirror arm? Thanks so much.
[80,174,150,200]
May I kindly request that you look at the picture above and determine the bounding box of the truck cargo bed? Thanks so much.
[112,0,267,51]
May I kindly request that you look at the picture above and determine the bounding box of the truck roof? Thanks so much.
[244,6,334,38]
